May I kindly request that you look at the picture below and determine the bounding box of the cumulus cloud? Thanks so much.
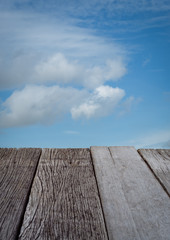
[71,103,100,119]
[0,52,126,89]
[71,85,125,119]
[34,53,126,88]
[0,1,133,127]
[34,53,81,84]
[0,85,87,127]
[0,84,125,127]
[83,58,126,88]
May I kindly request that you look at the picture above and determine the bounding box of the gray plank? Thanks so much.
[109,146,170,240]
[91,146,141,240]
[0,148,41,240]
[91,146,170,240]
[138,149,170,196]
[19,148,108,240]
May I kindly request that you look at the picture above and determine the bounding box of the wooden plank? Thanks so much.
[19,148,108,240]
[138,149,170,196]
[91,146,141,240]
[109,146,170,240]
[0,148,41,240]
[91,146,170,240]
[158,149,170,158]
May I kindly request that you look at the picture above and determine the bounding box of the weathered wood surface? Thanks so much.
[0,148,41,240]
[109,146,170,240]
[19,148,108,240]
[138,149,170,197]
[91,146,170,240]
[91,146,141,240]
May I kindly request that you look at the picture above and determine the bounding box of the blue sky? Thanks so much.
[0,0,170,148]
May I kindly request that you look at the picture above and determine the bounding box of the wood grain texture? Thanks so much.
[0,148,41,240]
[19,148,108,240]
[138,149,170,196]
[109,146,170,240]
[91,146,141,240]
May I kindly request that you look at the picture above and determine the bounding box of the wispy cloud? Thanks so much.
[130,130,170,149]
[64,130,79,135]
[0,9,127,90]
[14,0,169,17]
[142,58,151,67]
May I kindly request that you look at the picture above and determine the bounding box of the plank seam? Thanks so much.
[15,149,43,240]
[137,150,170,198]
[90,148,109,240]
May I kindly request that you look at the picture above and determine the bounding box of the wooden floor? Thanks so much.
[0,147,170,240]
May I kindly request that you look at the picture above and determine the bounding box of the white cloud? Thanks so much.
[130,130,170,149]
[71,85,125,119]
[83,58,126,89]
[105,58,127,80]
[0,5,129,127]
[34,53,126,88]
[34,53,82,84]
[95,85,123,98]
[0,84,126,127]
[0,51,127,89]
[0,1,149,129]
[71,103,100,119]
[0,9,127,89]
[0,85,88,127]
[64,130,79,135]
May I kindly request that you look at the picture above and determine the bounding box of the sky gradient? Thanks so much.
[0,0,170,148]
